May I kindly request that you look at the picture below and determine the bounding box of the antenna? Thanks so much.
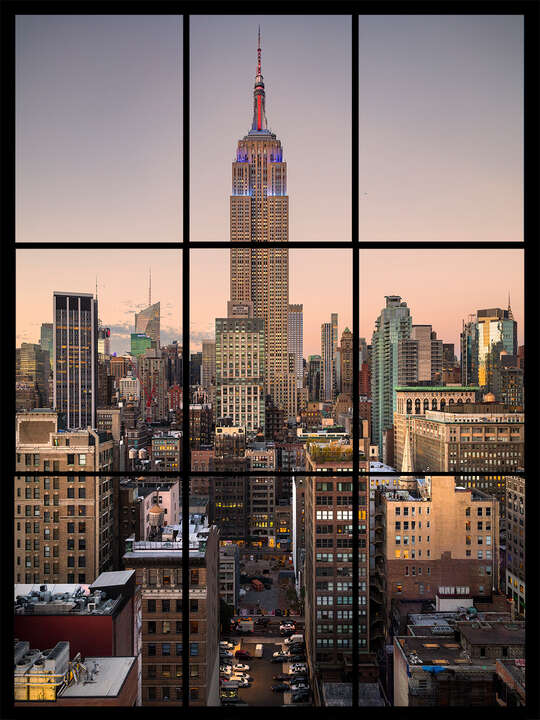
[149,267,152,307]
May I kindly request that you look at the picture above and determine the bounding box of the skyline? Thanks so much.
[16,249,523,359]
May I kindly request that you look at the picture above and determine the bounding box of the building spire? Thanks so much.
[257,25,261,76]
[149,267,152,307]
[250,26,268,133]
[507,290,512,316]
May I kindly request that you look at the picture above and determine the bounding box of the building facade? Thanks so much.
[229,32,296,418]
[53,292,98,430]
[288,304,304,390]
[15,411,115,585]
[371,296,412,450]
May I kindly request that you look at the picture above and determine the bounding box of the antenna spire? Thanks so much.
[95,275,98,301]
[250,26,268,133]
[149,267,152,307]
[257,25,261,76]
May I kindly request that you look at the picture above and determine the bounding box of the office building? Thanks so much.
[477,306,517,388]
[123,515,220,706]
[40,323,54,371]
[215,303,265,434]
[404,401,524,502]
[398,325,443,385]
[16,343,50,408]
[505,475,525,617]
[229,31,296,418]
[201,341,216,390]
[393,386,478,472]
[321,321,335,402]
[15,410,114,584]
[340,328,353,396]
[288,304,304,390]
[461,315,479,386]
[308,355,322,402]
[371,296,412,450]
[53,292,98,430]
[374,476,499,641]
[98,326,111,356]
[303,449,370,682]
[138,349,168,423]
[135,302,160,348]
[219,544,240,610]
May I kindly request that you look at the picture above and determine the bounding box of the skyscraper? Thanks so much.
[53,291,98,430]
[229,30,296,417]
[288,304,303,390]
[340,327,353,396]
[460,315,479,386]
[371,296,412,450]
[40,323,53,370]
[307,355,322,402]
[476,305,517,387]
[16,343,50,408]
[397,325,442,385]
[320,322,334,402]
[215,302,265,434]
[201,340,216,390]
[97,325,111,355]
[135,302,160,348]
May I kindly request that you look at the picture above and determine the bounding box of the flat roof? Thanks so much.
[459,621,525,646]
[396,636,492,668]
[60,657,135,698]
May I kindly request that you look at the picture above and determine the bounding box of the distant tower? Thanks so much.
[53,291,98,429]
[371,296,412,450]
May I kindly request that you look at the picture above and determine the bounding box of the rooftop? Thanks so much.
[59,657,136,698]
[458,620,525,647]
[396,636,491,669]
[322,683,385,707]
[14,580,125,617]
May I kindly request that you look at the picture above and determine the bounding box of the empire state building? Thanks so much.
[230,30,296,418]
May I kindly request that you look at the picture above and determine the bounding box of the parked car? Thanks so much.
[288,645,305,654]
[233,663,250,672]
[220,650,233,658]
[220,640,234,649]
[290,663,307,673]
[289,655,306,662]
[290,682,309,692]
[255,618,270,627]
[235,650,251,659]
[231,677,250,688]
[271,655,289,663]
[273,650,290,658]
[273,673,290,681]
[284,634,303,645]
[272,683,290,692]
[220,665,232,674]
[292,690,311,703]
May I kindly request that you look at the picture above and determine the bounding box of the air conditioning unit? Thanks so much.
[87,603,96,612]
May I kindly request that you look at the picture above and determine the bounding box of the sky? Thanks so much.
[16,250,182,354]
[191,15,351,242]
[360,249,524,349]
[191,250,353,356]
[359,15,523,242]
[16,15,182,244]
